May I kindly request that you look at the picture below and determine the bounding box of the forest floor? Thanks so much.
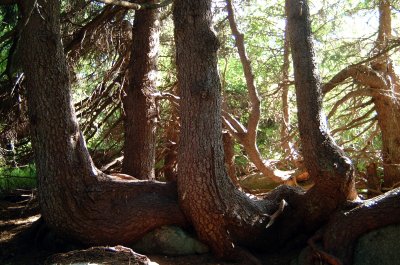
[0,189,301,265]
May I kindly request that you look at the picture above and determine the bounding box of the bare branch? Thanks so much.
[221,110,247,135]
[225,0,260,143]
[327,89,374,119]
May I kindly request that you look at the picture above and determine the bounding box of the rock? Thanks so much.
[354,225,400,265]
[45,246,155,265]
[291,225,400,265]
[240,173,279,191]
[132,226,209,256]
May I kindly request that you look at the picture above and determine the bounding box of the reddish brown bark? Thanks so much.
[122,2,160,179]
[223,131,239,187]
[372,0,400,189]
[173,0,276,260]
[286,0,357,226]
[319,188,400,265]
[19,0,186,245]
[322,0,400,190]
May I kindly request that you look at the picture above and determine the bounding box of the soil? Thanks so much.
[0,189,301,265]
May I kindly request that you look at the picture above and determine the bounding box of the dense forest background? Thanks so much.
[1,0,399,194]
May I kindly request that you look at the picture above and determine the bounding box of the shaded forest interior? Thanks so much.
[1,0,400,264]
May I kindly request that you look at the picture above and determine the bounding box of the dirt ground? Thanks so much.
[0,189,300,265]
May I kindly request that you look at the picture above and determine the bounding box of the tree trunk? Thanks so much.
[19,0,186,245]
[173,0,276,259]
[286,0,357,225]
[372,0,400,190]
[122,1,160,180]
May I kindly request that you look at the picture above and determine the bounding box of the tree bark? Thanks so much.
[173,0,276,259]
[372,0,400,190]
[322,1,400,191]
[19,0,186,245]
[122,1,160,180]
[286,0,357,226]
[319,187,400,265]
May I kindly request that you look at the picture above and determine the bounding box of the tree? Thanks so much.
[122,0,160,180]
[18,0,186,244]
[13,0,400,264]
[322,0,400,191]
[223,0,293,184]
[173,0,273,259]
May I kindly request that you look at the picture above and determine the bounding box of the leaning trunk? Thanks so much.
[122,2,160,179]
[286,0,356,226]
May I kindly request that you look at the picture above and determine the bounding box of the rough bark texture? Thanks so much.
[122,2,160,179]
[319,188,400,265]
[286,0,357,226]
[19,0,186,245]
[173,0,275,259]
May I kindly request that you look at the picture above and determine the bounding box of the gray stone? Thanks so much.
[132,226,209,256]
[292,225,400,265]
[354,225,400,265]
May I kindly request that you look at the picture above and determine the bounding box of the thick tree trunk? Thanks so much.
[286,0,357,225]
[173,0,276,259]
[122,2,160,180]
[19,0,186,245]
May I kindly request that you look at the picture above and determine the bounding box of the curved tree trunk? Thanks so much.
[173,0,277,259]
[19,0,186,245]
[122,1,160,180]
[286,0,357,225]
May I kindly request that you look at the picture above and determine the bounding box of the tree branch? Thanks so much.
[94,0,173,10]
[225,0,260,143]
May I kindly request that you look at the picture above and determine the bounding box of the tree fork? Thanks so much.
[19,0,187,245]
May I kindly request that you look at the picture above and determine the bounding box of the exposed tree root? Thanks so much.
[306,188,400,265]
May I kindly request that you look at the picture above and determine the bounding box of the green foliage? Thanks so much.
[0,164,36,192]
